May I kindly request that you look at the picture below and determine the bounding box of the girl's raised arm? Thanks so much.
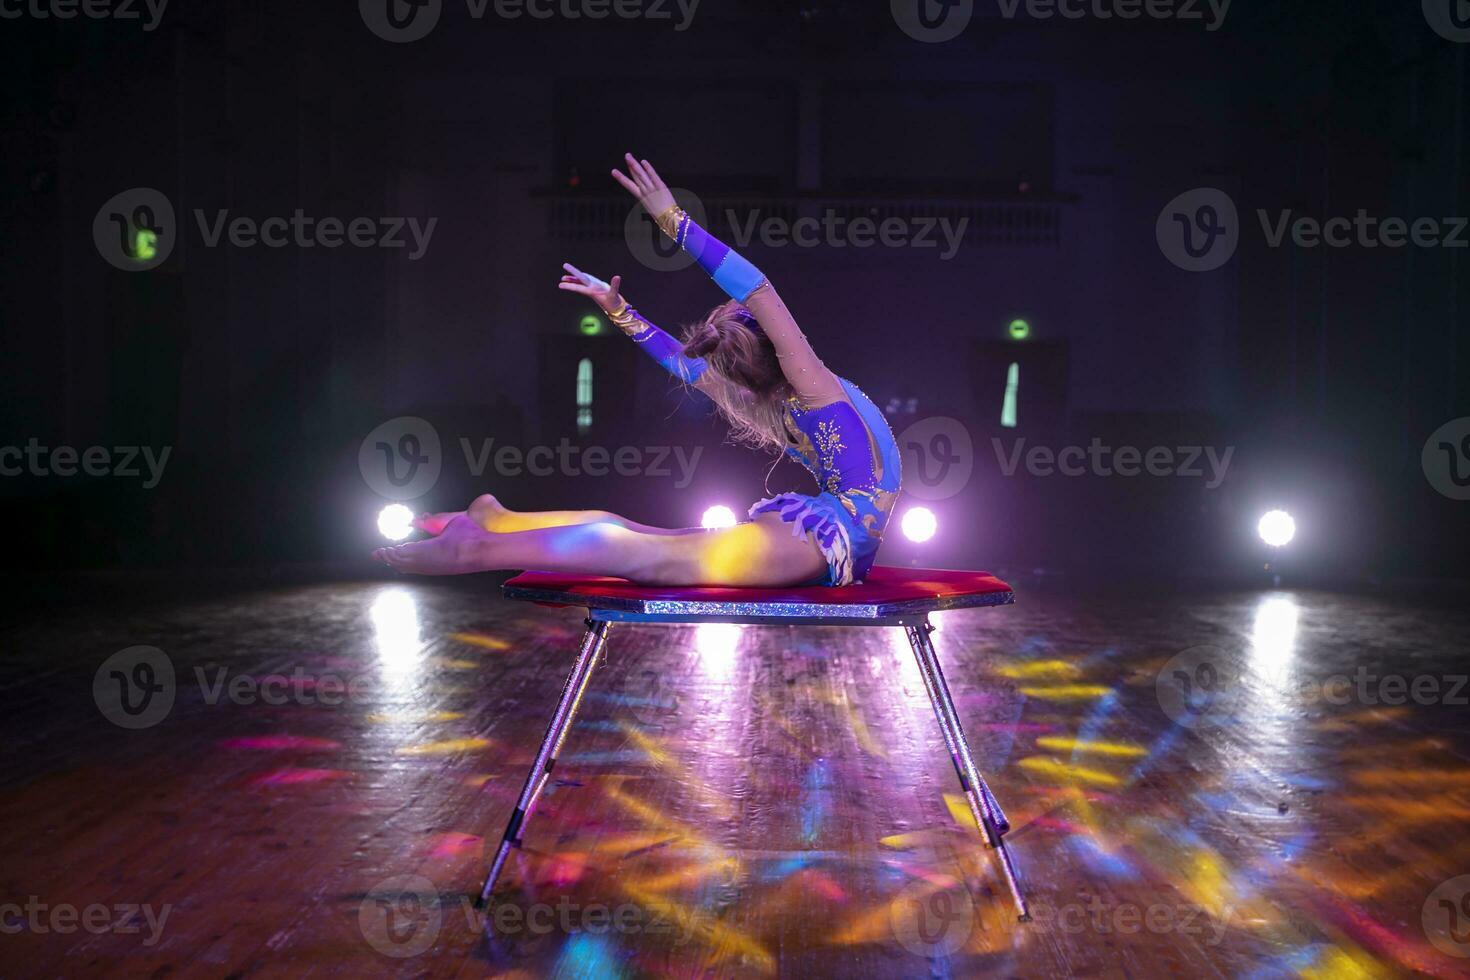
[612,154,844,407]
[558,262,707,384]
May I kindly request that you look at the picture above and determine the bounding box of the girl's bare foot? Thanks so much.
[466,493,512,531]
[414,495,512,536]
[412,511,461,536]
[373,515,499,575]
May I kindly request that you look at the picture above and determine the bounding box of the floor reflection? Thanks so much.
[0,578,1467,977]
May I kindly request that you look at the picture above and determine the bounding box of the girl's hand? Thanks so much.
[558,262,623,313]
[610,153,677,217]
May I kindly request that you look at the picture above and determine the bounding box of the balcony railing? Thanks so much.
[542,194,1068,247]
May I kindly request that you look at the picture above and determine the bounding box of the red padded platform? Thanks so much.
[503,565,1012,606]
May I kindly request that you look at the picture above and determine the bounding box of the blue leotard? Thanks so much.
[749,377,903,585]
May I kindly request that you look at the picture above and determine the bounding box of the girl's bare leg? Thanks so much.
[414,494,687,536]
[375,512,828,587]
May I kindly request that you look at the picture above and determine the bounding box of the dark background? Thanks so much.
[1,0,1466,587]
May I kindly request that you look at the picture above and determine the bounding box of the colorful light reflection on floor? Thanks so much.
[1,581,1468,977]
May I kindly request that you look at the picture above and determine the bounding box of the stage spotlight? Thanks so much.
[701,505,738,529]
[1257,510,1296,548]
[377,503,415,541]
[901,507,938,543]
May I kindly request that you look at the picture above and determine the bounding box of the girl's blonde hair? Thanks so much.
[681,300,793,451]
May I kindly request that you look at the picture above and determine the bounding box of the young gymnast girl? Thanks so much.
[374,154,901,587]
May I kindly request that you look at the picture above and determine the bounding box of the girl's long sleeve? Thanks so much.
[609,303,706,383]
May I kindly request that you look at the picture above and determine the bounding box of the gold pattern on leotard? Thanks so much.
[607,300,652,339]
[784,414,818,471]
[813,419,846,496]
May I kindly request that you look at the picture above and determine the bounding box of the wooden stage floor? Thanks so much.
[2,574,1469,978]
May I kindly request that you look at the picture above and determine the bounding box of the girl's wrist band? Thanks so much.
[607,299,650,339]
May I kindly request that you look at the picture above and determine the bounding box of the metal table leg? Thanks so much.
[478,619,610,906]
[904,618,1030,922]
